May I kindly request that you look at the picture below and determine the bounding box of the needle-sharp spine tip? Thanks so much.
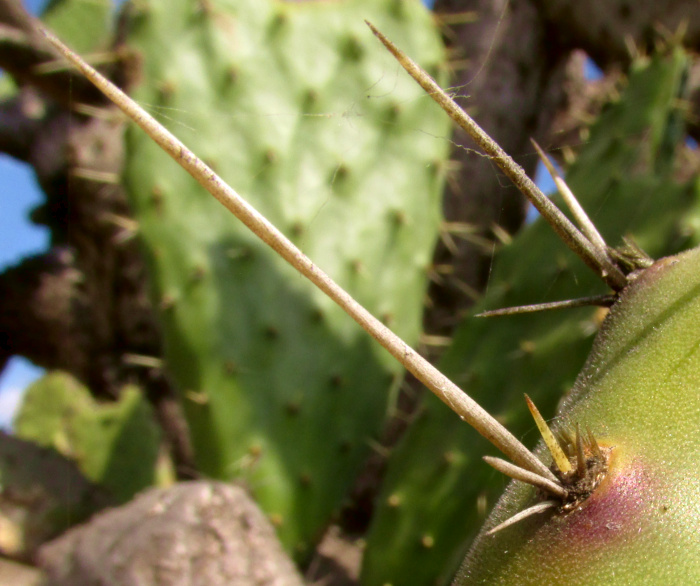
[483,455,567,499]
[525,394,573,476]
[575,423,586,476]
[485,500,558,536]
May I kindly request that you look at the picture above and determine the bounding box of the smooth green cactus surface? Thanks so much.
[362,48,700,585]
[121,0,449,554]
[13,372,162,504]
[458,245,700,584]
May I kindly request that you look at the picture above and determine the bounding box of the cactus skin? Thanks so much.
[458,245,700,584]
[13,372,163,504]
[362,48,699,585]
[121,0,448,555]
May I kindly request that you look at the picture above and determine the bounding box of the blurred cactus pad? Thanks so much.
[14,372,162,504]
[120,0,449,556]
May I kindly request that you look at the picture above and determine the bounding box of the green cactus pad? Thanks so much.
[121,0,449,555]
[13,371,162,504]
[362,47,700,585]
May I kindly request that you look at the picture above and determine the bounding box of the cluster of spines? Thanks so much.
[482,395,609,535]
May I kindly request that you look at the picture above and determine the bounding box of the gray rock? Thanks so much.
[38,481,305,586]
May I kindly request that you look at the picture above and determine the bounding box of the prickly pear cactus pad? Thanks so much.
[13,372,162,504]
[121,0,449,554]
[362,48,699,585]
[458,245,700,584]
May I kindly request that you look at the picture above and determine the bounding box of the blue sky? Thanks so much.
[0,0,553,428]
[0,0,51,427]
[0,154,47,427]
